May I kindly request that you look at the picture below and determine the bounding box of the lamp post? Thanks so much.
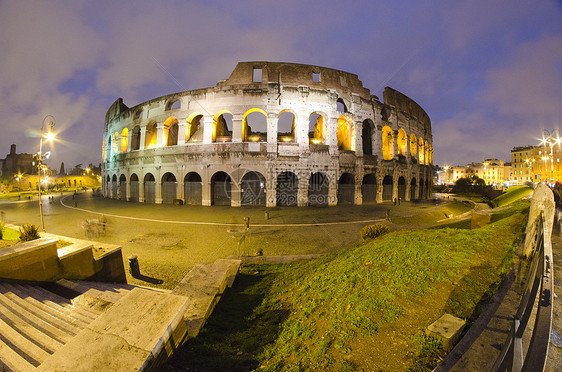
[37,115,55,231]
[540,129,561,185]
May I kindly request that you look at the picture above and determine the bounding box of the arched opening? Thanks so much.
[308,172,329,207]
[398,176,406,202]
[145,121,157,149]
[397,129,407,156]
[418,137,425,165]
[425,179,430,198]
[102,139,107,163]
[410,177,417,200]
[419,177,425,199]
[166,99,180,111]
[119,174,127,201]
[336,98,348,113]
[241,171,266,206]
[211,172,232,206]
[308,113,325,144]
[184,172,202,205]
[337,173,355,204]
[131,126,141,150]
[337,116,353,151]
[111,174,118,199]
[410,134,417,159]
[165,117,179,146]
[144,173,155,203]
[276,171,298,206]
[186,114,203,143]
[361,174,377,204]
[382,175,393,201]
[243,109,267,142]
[130,174,139,202]
[425,141,430,165]
[112,132,119,155]
[105,175,110,196]
[120,128,128,153]
[382,126,394,160]
[362,120,374,155]
[161,172,177,204]
[278,111,296,143]
[213,112,233,143]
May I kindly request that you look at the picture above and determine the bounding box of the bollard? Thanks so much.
[244,216,250,229]
[128,255,141,277]
[264,210,269,220]
[74,201,77,207]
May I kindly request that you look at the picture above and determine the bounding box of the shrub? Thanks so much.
[360,223,390,240]
[0,221,4,240]
[19,224,40,241]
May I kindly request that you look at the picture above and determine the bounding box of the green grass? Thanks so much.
[393,201,473,226]
[1,227,20,240]
[0,191,38,200]
[490,185,533,208]
[168,201,527,371]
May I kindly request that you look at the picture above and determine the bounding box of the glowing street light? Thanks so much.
[36,115,55,231]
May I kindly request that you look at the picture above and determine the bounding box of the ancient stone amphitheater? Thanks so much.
[102,61,433,207]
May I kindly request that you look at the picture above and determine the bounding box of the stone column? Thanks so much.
[202,181,212,206]
[355,120,363,156]
[155,181,162,204]
[328,174,338,206]
[297,174,308,207]
[232,114,244,143]
[126,131,132,152]
[139,179,145,203]
[405,178,411,201]
[126,180,131,201]
[327,116,339,155]
[231,181,241,207]
[139,127,147,150]
[178,123,187,146]
[267,114,277,153]
[297,113,309,152]
[354,183,362,205]
[376,175,383,203]
[203,116,214,144]
[177,180,184,202]
[156,123,165,147]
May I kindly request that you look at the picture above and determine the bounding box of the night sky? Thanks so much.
[1,0,561,169]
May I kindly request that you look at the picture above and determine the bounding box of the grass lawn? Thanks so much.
[392,200,473,226]
[490,185,533,208]
[0,227,21,249]
[167,201,528,371]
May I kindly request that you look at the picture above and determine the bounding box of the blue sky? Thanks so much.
[1,0,561,169]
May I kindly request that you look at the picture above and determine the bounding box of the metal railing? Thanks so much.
[492,212,553,371]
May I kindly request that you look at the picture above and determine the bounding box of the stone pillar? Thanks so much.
[232,114,244,143]
[405,178,411,201]
[202,181,212,206]
[266,182,276,207]
[392,172,398,203]
[203,116,214,144]
[155,181,162,204]
[328,174,338,206]
[267,114,277,153]
[297,113,309,152]
[178,123,187,145]
[139,180,145,202]
[354,183,362,205]
[297,174,308,207]
[355,120,363,156]
[126,180,131,201]
[156,124,165,147]
[327,116,339,155]
[231,182,241,207]
[376,176,383,203]
[126,132,132,152]
[177,181,184,202]
[139,127,147,150]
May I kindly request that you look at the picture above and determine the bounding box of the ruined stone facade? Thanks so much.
[102,62,433,207]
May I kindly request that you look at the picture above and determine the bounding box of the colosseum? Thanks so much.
[102,61,433,207]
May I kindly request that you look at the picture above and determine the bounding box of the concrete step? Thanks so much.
[26,285,101,321]
[57,279,132,305]
[0,315,50,366]
[0,337,35,372]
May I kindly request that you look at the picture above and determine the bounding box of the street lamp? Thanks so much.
[36,115,55,231]
[540,129,560,185]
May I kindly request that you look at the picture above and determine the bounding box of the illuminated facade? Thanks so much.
[102,62,433,206]
[510,143,562,185]
[440,159,510,187]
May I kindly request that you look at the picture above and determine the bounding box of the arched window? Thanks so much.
[361,174,377,203]
[213,111,233,142]
[336,98,348,113]
[166,99,181,111]
[186,114,203,142]
[382,126,394,160]
[276,171,298,206]
[308,113,325,144]
[418,137,425,164]
[410,134,417,158]
[337,173,355,204]
[131,126,141,150]
[278,111,296,142]
[211,171,232,205]
[362,120,374,155]
[145,121,157,149]
[144,173,155,203]
[102,138,107,162]
[241,171,266,205]
[337,116,353,151]
[425,141,429,165]
[120,128,128,153]
[397,129,407,156]
[112,132,119,155]
[243,109,267,142]
[184,172,202,205]
[161,172,177,203]
[164,117,179,146]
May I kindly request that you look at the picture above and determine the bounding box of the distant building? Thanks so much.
[510,144,561,185]
[0,144,35,179]
[438,159,510,188]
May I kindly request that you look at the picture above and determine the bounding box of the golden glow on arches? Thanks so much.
[418,137,425,164]
[397,128,407,156]
[309,113,325,144]
[278,110,296,142]
[112,132,119,154]
[425,141,429,165]
[213,110,233,142]
[164,117,179,146]
[410,134,417,157]
[145,121,157,149]
[186,113,204,142]
[120,128,128,153]
[243,108,267,142]
[337,115,353,151]
[382,126,394,160]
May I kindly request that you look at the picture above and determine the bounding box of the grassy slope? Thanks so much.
[169,201,528,371]
[490,185,533,208]
[392,200,473,226]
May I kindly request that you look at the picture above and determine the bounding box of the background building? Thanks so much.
[0,144,35,179]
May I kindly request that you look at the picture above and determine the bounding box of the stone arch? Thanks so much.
[184,172,202,205]
[410,177,417,200]
[161,172,177,204]
[144,173,156,203]
[166,99,181,111]
[362,120,374,155]
[130,173,139,202]
[112,132,119,155]
[425,141,430,165]
[145,121,157,149]
[309,112,327,144]
[398,176,406,201]
[241,171,266,206]
[243,108,268,142]
[213,111,233,143]
[211,171,232,206]
[308,172,329,207]
[119,174,127,201]
[164,117,179,146]
[382,175,393,201]
[276,171,298,206]
[397,129,407,156]
[120,128,128,153]
[361,174,377,203]
[337,172,355,204]
[131,126,141,151]
[337,115,353,151]
[278,110,296,142]
[418,137,425,165]
[186,113,204,143]
[382,126,394,160]
[410,134,417,159]
[111,174,118,198]
[336,98,348,113]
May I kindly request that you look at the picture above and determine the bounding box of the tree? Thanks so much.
[59,162,66,175]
